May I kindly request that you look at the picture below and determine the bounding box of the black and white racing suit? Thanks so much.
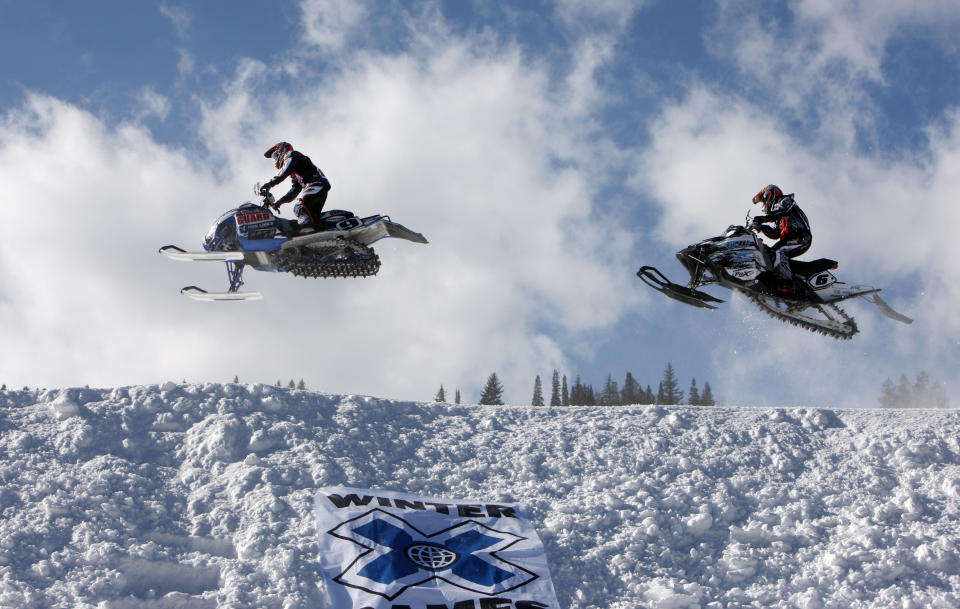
[753,195,812,281]
[262,151,331,232]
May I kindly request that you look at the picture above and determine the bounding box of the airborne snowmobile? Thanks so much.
[160,186,427,301]
[637,215,912,339]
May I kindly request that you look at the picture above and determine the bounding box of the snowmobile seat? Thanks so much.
[789,258,837,277]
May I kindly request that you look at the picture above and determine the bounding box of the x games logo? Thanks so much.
[327,509,539,600]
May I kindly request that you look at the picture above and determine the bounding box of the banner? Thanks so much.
[314,486,560,609]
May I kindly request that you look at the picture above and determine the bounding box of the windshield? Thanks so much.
[203,210,240,250]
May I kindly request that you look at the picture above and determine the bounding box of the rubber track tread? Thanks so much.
[745,291,858,340]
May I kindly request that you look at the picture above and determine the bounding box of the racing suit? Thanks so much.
[262,151,331,232]
[752,194,812,283]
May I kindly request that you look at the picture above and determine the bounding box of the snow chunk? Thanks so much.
[49,392,80,420]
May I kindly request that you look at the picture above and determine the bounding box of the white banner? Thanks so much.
[314,486,560,609]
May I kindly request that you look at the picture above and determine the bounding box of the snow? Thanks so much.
[2,384,960,608]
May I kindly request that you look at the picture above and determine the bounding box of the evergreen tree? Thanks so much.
[233,375,240,384]
[288,379,296,389]
[1,384,5,391]
[659,363,683,405]
[880,372,948,408]
[550,370,561,406]
[599,375,620,406]
[700,382,715,406]
[298,379,306,390]
[688,378,701,405]
[276,379,282,387]
[532,376,545,406]
[879,378,897,409]
[656,381,664,405]
[621,372,641,405]
[569,376,584,406]
[643,385,654,404]
[455,389,461,404]
[561,375,569,406]
[435,384,446,402]
[479,373,505,405]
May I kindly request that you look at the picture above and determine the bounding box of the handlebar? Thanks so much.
[253,182,277,210]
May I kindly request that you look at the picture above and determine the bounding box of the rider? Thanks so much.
[751,184,812,294]
[259,142,331,235]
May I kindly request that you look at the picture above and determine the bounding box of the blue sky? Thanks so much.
[1,1,958,406]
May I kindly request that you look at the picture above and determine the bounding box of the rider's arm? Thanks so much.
[276,182,302,206]
[262,156,297,190]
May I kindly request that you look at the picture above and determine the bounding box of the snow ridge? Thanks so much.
[1,384,960,608]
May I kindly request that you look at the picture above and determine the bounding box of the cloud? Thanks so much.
[710,0,960,146]
[160,3,191,39]
[299,0,369,52]
[0,15,637,403]
[135,87,171,121]
[637,85,960,406]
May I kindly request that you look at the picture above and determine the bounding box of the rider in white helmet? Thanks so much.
[260,142,331,235]
[751,184,812,294]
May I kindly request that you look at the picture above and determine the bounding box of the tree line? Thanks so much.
[436,362,715,406]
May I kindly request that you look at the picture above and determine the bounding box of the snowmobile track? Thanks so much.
[746,291,858,340]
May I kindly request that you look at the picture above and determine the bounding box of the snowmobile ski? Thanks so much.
[159,245,244,262]
[180,286,262,302]
[637,266,725,310]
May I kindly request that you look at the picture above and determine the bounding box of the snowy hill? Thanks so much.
[2,384,960,609]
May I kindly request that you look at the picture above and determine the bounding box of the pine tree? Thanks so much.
[532,376,545,406]
[479,373,504,405]
[288,379,296,389]
[688,378,700,405]
[276,379,282,387]
[643,385,654,404]
[233,375,240,384]
[879,378,897,408]
[880,372,948,408]
[435,384,446,402]
[561,375,569,406]
[656,381,665,405]
[0,384,5,391]
[621,372,641,405]
[550,370,561,406]
[599,375,620,406]
[659,363,683,405]
[569,376,584,406]
[298,379,306,390]
[455,389,461,404]
[700,382,715,406]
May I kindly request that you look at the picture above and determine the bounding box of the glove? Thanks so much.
[259,184,271,197]
[751,216,765,228]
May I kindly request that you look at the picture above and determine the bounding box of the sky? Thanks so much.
[0,0,958,406]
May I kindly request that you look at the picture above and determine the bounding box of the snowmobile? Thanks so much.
[160,185,428,300]
[637,215,912,339]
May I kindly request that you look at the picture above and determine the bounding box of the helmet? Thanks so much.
[264,142,293,169]
[752,184,783,209]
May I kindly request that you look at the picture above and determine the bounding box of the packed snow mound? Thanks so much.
[2,384,960,608]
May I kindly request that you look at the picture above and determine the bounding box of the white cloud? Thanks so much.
[159,3,191,39]
[299,0,368,52]
[637,85,960,406]
[0,19,637,402]
[712,0,960,146]
[135,87,171,121]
